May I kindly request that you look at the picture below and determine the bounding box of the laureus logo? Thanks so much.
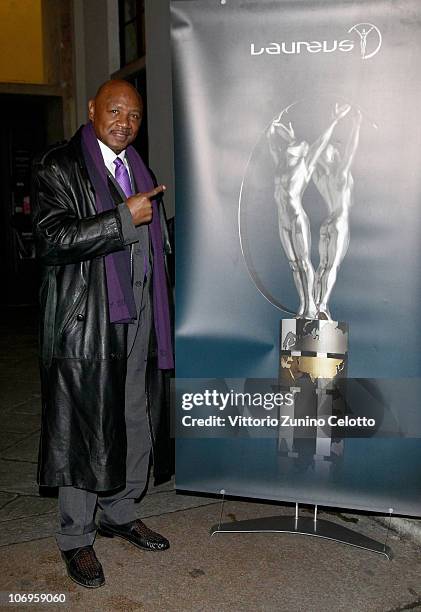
[348,23,382,60]
[250,22,382,60]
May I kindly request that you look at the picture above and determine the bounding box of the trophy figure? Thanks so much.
[267,102,362,468]
[268,103,352,319]
[313,109,362,319]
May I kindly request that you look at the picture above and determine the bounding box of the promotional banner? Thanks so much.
[171,0,421,515]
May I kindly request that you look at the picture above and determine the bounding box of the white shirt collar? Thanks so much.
[97,139,126,177]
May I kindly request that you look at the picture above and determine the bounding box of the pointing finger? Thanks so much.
[144,185,166,199]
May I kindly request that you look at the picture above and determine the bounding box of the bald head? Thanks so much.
[88,79,143,154]
[94,79,142,106]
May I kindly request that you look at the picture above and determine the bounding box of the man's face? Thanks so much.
[88,82,143,154]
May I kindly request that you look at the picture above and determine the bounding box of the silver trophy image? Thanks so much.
[266,102,363,466]
[267,103,362,321]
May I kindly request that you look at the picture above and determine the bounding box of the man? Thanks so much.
[32,79,174,588]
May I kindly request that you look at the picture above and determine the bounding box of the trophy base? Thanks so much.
[280,318,348,382]
[278,318,349,460]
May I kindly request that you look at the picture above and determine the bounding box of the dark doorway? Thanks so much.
[0,94,63,306]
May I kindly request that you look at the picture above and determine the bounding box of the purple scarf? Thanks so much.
[81,122,173,369]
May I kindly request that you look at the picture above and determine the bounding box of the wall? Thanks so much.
[0,0,44,84]
[73,0,120,126]
[145,0,175,218]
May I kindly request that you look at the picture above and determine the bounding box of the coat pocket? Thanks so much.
[58,284,87,337]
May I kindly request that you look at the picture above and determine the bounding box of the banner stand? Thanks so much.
[210,492,392,560]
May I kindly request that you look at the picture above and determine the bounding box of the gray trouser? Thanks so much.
[56,298,152,552]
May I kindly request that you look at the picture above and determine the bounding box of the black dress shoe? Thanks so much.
[61,545,105,588]
[98,519,170,551]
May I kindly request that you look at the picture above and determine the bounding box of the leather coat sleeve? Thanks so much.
[117,202,139,245]
[33,159,126,266]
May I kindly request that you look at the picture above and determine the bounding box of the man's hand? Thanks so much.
[126,185,166,226]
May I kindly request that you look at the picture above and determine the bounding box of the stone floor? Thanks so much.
[1,306,421,611]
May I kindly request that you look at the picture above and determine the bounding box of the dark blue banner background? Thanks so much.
[171,0,421,515]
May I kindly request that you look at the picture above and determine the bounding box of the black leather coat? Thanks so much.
[32,128,173,491]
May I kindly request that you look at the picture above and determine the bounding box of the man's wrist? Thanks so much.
[117,202,138,245]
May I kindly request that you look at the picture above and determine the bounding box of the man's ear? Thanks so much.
[88,99,95,121]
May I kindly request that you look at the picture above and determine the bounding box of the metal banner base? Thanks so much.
[210,500,392,560]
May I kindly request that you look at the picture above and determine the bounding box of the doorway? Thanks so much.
[0,94,63,305]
